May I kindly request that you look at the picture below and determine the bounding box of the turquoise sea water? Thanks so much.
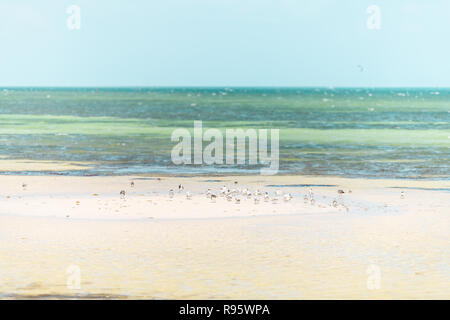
[0,87,448,179]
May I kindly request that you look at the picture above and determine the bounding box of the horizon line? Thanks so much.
[1,85,449,89]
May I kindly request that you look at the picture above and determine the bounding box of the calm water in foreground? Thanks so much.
[0,87,448,179]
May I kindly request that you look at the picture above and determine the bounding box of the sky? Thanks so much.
[0,0,449,87]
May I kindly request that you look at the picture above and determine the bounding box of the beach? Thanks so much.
[0,87,448,299]
[1,0,449,304]
[1,174,449,299]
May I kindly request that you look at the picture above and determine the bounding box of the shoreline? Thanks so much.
[1,158,448,181]
[1,170,449,181]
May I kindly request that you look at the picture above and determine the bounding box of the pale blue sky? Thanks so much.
[0,0,449,87]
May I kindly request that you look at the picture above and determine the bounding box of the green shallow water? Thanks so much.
[0,87,448,178]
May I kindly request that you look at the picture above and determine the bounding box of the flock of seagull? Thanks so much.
[18,180,406,215]
[117,181,357,211]
[173,184,295,205]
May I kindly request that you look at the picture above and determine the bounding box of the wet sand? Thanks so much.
[0,175,449,299]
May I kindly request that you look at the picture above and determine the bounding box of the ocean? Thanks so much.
[0,87,448,179]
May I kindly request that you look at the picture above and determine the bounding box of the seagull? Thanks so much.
[179,184,184,192]
[120,190,126,198]
[226,194,233,202]
[130,182,134,188]
[308,188,315,204]
[22,183,27,189]
[235,198,241,204]
[332,200,338,208]
[220,186,228,195]
[337,189,345,194]
[254,197,260,204]
[186,191,192,200]
[264,192,270,202]
[210,194,217,203]
[169,189,174,199]
[283,193,292,202]
[400,191,405,199]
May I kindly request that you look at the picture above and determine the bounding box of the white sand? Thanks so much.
[0,175,449,299]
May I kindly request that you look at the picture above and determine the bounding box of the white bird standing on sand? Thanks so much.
[337,189,344,201]
[210,194,217,203]
[284,193,292,202]
[220,186,227,195]
[179,184,184,192]
[264,192,270,202]
[169,189,174,199]
[120,190,126,198]
[235,198,241,204]
[308,188,315,205]
[400,191,405,199]
[254,197,260,204]
[186,191,192,200]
